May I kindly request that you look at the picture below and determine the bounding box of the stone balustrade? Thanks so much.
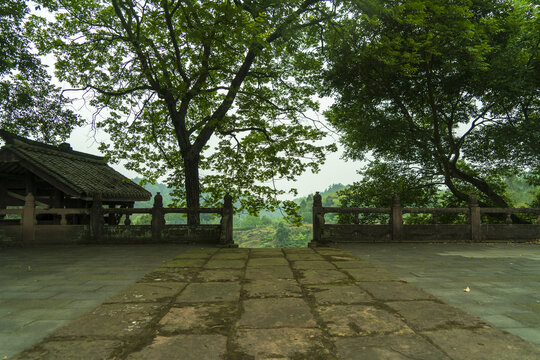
[310,192,540,246]
[0,192,235,247]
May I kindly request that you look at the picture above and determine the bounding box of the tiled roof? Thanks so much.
[0,130,151,202]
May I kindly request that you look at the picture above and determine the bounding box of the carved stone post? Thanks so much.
[91,193,103,242]
[151,192,165,242]
[391,194,403,242]
[309,192,323,248]
[219,193,236,247]
[22,193,36,242]
[469,194,481,242]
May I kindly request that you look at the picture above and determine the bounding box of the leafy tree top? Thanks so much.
[30,0,338,223]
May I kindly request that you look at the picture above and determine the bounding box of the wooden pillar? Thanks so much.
[391,194,403,242]
[469,194,481,242]
[151,192,165,242]
[25,172,35,195]
[22,193,35,242]
[53,189,63,208]
[309,192,323,248]
[219,193,236,247]
[91,193,103,241]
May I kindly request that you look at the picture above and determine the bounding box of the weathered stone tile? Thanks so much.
[234,328,327,359]
[10,340,122,360]
[238,298,317,328]
[243,279,302,298]
[298,269,350,285]
[422,328,540,360]
[159,303,238,333]
[358,281,437,301]
[174,250,216,259]
[334,334,451,360]
[247,257,289,267]
[282,248,314,254]
[162,259,206,268]
[105,282,187,303]
[204,259,245,269]
[137,268,198,283]
[52,303,166,338]
[317,305,413,337]
[388,300,486,330]
[332,260,375,269]
[195,269,243,282]
[180,248,219,256]
[344,268,402,281]
[291,260,337,270]
[244,266,294,280]
[285,253,325,261]
[307,284,373,305]
[314,248,353,256]
[175,282,241,303]
[126,335,227,360]
[210,252,249,260]
[249,248,284,257]
[327,254,359,261]
[219,248,250,253]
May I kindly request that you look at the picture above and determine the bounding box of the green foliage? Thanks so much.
[30,0,337,219]
[235,224,311,248]
[324,0,539,211]
[237,215,273,229]
[505,173,539,207]
[274,221,292,247]
[0,0,82,143]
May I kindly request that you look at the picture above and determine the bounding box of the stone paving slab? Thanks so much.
[104,282,187,303]
[338,243,540,347]
[387,300,487,331]
[243,279,303,298]
[9,247,540,359]
[317,304,414,336]
[306,283,374,304]
[158,303,238,334]
[334,334,451,360]
[357,281,439,301]
[125,335,227,360]
[51,302,166,338]
[0,244,186,359]
[9,339,123,360]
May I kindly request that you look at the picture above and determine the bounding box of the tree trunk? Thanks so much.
[184,154,201,226]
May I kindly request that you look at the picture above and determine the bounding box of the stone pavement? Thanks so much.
[338,243,540,347]
[0,244,187,359]
[9,247,540,359]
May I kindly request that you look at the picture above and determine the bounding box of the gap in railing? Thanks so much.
[402,212,468,225]
[332,213,390,225]
[164,213,188,225]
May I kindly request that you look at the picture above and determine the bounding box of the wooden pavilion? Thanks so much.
[0,130,151,225]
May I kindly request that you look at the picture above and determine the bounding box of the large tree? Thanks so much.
[324,0,539,209]
[30,0,338,224]
[0,0,81,143]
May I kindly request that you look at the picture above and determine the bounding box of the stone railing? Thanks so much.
[0,192,235,247]
[310,192,540,245]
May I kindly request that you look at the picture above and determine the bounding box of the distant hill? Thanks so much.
[132,177,174,207]
[132,177,347,223]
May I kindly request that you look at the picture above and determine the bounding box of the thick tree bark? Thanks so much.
[184,154,201,226]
